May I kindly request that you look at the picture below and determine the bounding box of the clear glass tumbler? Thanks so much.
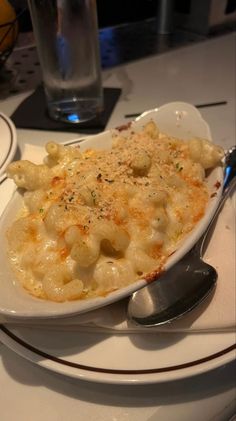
[28,0,103,123]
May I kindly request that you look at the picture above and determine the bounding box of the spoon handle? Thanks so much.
[194,160,236,257]
[223,146,236,191]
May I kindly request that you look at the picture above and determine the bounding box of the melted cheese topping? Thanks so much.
[6,121,223,302]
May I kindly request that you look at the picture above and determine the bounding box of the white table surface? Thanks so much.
[0,32,235,421]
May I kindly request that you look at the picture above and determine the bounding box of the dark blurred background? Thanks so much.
[8,0,236,35]
[1,0,235,97]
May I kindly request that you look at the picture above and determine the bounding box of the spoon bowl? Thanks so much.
[129,258,217,326]
[128,146,236,327]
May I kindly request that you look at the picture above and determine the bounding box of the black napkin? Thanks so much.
[11,85,122,134]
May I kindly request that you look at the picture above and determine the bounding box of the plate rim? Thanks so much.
[0,324,235,384]
[0,112,17,177]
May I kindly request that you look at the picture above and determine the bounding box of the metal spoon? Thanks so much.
[128,146,236,327]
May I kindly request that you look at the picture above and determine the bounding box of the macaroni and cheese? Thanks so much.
[6,121,224,302]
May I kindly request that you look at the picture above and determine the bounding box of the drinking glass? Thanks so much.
[28,0,103,123]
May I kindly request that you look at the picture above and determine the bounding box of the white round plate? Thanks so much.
[0,102,224,318]
[0,324,235,384]
[0,112,17,176]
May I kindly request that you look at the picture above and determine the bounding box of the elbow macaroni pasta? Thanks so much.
[6,122,224,302]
